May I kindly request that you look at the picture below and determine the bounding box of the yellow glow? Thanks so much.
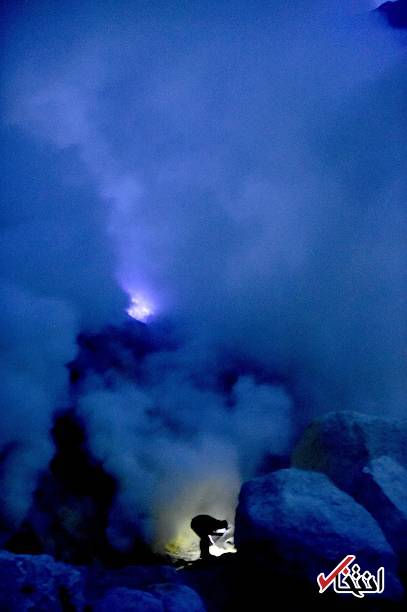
[165,526,236,561]
[153,451,241,562]
[165,534,200,562]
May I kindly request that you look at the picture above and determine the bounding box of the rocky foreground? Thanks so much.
[1,411,406,611]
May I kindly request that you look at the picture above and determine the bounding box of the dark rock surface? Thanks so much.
[81,563,180,604]
[377,0,407,29]
[147,583,206,611]
[354,456,407,570]
[235,468,403,602]
[94,584,206,612]
[292,411,407,496]
[0,550,84,611]
[0,551,207,611]
[94,587,164,612]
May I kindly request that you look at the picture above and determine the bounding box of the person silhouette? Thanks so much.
[190,514,229,560]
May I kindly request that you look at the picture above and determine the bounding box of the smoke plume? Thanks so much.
[1,0,405,553]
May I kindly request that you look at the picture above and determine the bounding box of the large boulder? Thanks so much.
[354,456,407,569]
[94,587,164,612]
[82,563,180,607]
[148,583,206,611]
[377,0,407,29]
[0,550,84,611]
[235,468,403,600]
[292,411,407,496]
[84,563,179,594]
[94,583,206,612]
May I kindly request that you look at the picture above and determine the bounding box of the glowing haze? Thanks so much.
[126,293,155,322]
[1,0,406,555]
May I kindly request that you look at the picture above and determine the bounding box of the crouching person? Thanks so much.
[191,514,228,560]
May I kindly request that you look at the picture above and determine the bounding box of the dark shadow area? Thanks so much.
[377,0,407,29]
[5,410,161,568]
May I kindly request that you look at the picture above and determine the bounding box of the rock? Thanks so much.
[148,583,206,611]
[354,456,407,568]
[94,583,206,612]
[83,564,179,605]
[0,550,84,611]
[235,468,403,600]
[292,411,407,496]
[94,587,164,612]
[377,0,407,30]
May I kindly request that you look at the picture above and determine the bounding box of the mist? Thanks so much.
[1,0,406,555]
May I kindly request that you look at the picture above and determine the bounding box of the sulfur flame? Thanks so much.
[126,293,154,322]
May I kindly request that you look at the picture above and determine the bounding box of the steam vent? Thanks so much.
[1,1,406,610]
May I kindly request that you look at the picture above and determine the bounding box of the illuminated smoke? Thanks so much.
[126,293,155,322]
[1,0,405,556]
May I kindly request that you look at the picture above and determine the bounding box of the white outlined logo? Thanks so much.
[317,555,385,598]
